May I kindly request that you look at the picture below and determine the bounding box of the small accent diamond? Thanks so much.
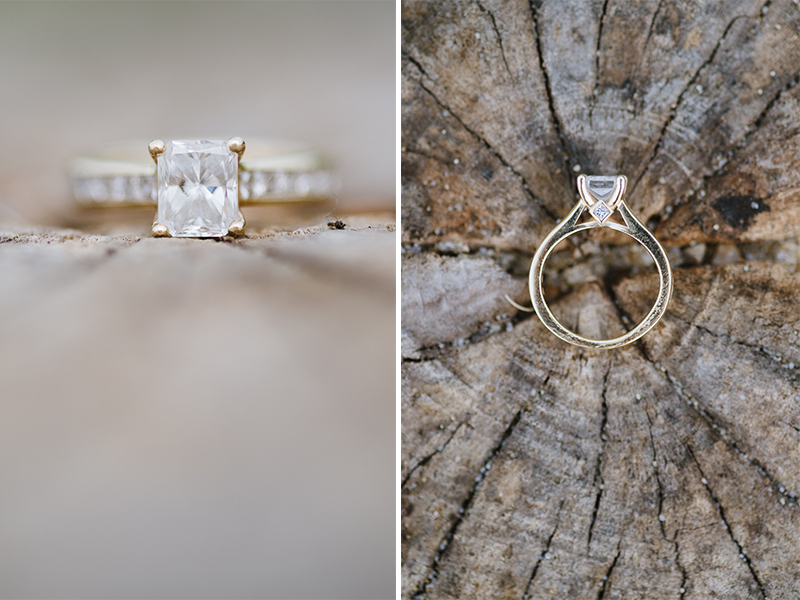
[251,171,268,197]
[590,202,612,223]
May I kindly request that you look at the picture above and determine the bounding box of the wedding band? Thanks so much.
[529,175,672,349]
[71,138,335,238]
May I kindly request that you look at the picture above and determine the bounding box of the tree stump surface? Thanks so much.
[402,1,800,598]
[0,215,396,598]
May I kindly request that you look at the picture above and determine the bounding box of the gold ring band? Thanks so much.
[70,138,337,238]
[529,175,672,349]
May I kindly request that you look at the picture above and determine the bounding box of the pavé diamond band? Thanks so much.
[71,138,335,238]
[528,175,672,349]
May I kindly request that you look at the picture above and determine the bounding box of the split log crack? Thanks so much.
[527,0,570,188]
[596,541,622,600]
[404,49,559,222]
[646,353,797,507]
[686,444,769,599]
[402,419,468,489]
[644,407,668,540]
[521,499,564,600]
[410,374,551,599]
[588,0,611,127]
[630,13,752,198]
[474,0,512,81]
[587,361,612,550]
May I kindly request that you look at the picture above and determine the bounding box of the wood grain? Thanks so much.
[0,216,396,598]
[402,1,800,598]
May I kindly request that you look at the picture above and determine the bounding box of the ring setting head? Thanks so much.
[578,174,627,225]
[152,139,245,238]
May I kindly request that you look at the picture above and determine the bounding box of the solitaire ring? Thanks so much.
[71,138,334,238]
[528,175,672,349]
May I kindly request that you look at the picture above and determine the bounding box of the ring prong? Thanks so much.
[152,220,170,237]
[148,139,166,163]
[227,211,246,237]
[227,137,246,160]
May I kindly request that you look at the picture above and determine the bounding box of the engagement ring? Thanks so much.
[527,175,672,349]
[71,138,334,238]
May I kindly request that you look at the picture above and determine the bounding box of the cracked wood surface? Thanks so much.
[0,216,395,598]
[402,1,800,598]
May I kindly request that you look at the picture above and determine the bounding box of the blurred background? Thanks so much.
[0,2,395,599]
[0,0,395,223]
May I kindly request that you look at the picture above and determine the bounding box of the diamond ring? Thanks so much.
[527,175,672,349]
[71,138,334,238]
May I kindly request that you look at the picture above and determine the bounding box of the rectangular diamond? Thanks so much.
[586,175,617,203]
[157,140,238,238]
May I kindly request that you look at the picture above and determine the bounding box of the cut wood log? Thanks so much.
[402,1,800,598]
[0,217,396,598]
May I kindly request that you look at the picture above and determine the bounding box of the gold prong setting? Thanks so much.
[227,137,246,161]
[148,139,166,163]
[152,219,170,238]
[227,210,246,237]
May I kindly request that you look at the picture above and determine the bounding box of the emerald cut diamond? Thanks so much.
[156,140,238,237]
[585,175,617,203]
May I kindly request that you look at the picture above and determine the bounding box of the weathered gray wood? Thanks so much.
[402,1,800,598]
[0,218,395,598]
[659,88,800,244]
[401,253,525,356]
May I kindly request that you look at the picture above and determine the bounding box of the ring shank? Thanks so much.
[71,139,336,207]
[529,200,672,349]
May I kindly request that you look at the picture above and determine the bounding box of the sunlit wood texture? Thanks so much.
[402,1,800,598]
